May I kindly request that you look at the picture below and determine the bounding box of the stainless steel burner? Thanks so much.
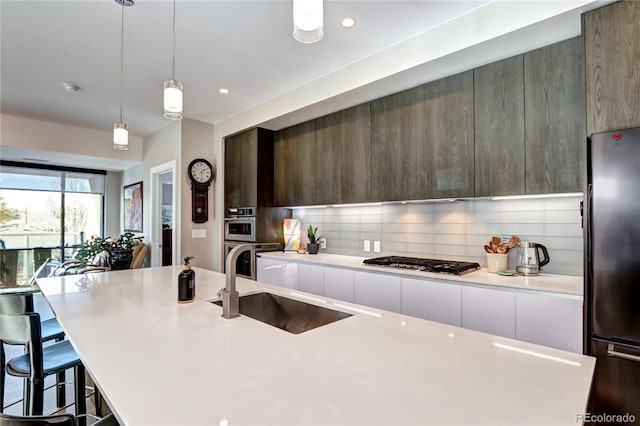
[363,256,480,275]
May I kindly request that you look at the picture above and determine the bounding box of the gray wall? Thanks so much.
[293,195,583,276]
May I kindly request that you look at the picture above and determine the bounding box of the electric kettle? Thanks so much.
[515,242,550,276]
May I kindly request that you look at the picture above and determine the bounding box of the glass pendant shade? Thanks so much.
[164,79,183,120]
[113,122,129,150]
[293,0,323,43]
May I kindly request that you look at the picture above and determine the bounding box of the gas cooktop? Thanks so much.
[363,256,481,276]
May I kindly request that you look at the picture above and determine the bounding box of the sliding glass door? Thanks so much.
[0,163,105,284]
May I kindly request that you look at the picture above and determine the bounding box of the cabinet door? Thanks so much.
[297,263,324,296]
[274,121,316,206]
[516,292,582,353]
[462,286,516,338]
[524,37,585,194]
[371,86,426,201]
[474,55,525,197]
[585,1,640,135]
[323,267,355,303]
[401,278,462,326]
[276,261,298,290]
[224,129,257,208]
[315,103,372,204]
[256,257,277,284]
[423,71,475,199]
[354,271,401,313]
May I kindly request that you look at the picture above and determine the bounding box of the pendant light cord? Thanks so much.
[171,0,176,79]
[119,5,125,123]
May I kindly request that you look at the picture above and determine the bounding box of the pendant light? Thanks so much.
[293,0,323,43]
[113,0,133,150]
[164,0,183,119]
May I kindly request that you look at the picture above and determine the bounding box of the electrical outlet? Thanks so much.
[192,229,206,239]
[364,240,371,252]
[320,238,327,249]
[374,240,381,253]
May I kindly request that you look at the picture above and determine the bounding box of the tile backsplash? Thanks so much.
[292,195,584,276]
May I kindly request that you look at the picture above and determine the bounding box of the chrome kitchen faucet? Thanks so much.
[218,243,253,319]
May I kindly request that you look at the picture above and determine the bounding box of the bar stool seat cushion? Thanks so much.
[6,341,80,378]
[39,319,64,342]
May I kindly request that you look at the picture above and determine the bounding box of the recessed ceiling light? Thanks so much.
[340,17,357,28]
[219,88,229,94]
[63,82,80,92]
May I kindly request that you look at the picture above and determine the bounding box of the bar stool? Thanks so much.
[0,412,118,426]
[0,313,86,423]
[0,294,66,413]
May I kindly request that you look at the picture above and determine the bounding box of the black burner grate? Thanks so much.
[363,256,480,275]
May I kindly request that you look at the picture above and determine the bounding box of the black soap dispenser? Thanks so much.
[178,256,196,304]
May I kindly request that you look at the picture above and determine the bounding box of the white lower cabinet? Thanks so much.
[276,262,298,289]
[260,257,582,353]
[516,292,583,353]
[354,271,402,313]
[323,268,355,302]
[462,286,516,339]
[256,257,297,289]
[297,264,324,296]
[401,278,462,326]
[256,257,277,284]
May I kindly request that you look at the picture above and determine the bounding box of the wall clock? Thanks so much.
[187,158,214,223]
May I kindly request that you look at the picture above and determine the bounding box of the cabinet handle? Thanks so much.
[607,343,640,363]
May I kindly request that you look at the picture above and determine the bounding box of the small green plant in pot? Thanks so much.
[307,225,321,254]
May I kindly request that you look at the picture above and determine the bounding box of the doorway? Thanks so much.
[150,161,178,267]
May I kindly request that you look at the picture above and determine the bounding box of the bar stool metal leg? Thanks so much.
[0,344,4,413]
[75,365,86,426]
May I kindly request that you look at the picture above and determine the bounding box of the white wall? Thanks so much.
[0,113,143,168]
[118,121,181,265]
[292,195,583,276]
[179,119,215,271]
[104,171,122,238]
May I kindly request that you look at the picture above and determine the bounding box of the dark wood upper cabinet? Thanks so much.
[474,55,526,197]
[524,36,585,194]
[371,87,426,201]
[225,129,258,208]
[274,121,316,207]
[585,0,640,135]
[423,71,475,199]
[315,103,372,204]
[271,35,589,204]
[224,128,276,209]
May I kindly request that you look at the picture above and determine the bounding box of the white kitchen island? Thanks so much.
[36,266,594,426]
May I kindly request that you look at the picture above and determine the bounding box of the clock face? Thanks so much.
[189,159,213,184]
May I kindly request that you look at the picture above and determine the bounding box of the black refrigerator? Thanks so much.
[586,127,640,418]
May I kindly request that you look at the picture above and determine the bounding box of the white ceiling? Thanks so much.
[1,0,607,166]
[1,0,494,137]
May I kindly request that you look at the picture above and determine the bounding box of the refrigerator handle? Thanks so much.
[607,343,640,363]
[586,183,593,267]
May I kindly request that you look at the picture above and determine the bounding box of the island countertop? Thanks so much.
[36,266,594,426]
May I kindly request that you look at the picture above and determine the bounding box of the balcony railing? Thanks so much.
[0,245,80,286]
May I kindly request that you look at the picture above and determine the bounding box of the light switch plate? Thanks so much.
[364,240,371,252]
[374,241,381,253]
[192,229,206,239]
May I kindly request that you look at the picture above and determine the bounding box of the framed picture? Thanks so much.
[124,181,143,232]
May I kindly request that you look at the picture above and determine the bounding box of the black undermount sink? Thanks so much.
[211,292,352,334]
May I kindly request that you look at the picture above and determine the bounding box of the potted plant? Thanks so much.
[109,232,143,270]
[306,225,321,255]
[76,232,143,270]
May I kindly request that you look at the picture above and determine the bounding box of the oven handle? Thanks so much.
[607,343,640,363]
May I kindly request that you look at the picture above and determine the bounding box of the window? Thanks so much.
[0,162,106,284]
